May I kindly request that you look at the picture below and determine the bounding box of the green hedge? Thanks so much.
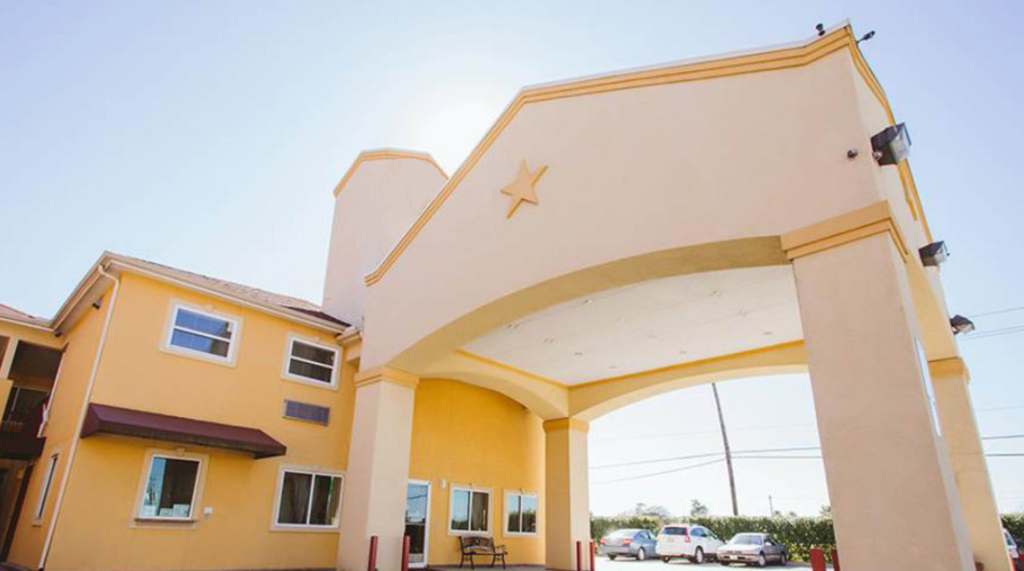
[592,513,1024,562]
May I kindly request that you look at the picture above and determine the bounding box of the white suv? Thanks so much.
[657,524,724,564]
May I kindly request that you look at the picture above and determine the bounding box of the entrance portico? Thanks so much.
[324,24,1005,571]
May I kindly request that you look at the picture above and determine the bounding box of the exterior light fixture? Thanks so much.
[950,315,975,335]
[870,123,911,165]
[919,241,949,267]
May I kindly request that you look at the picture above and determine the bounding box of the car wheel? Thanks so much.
[662,556,671,563]
[778,552,787,566]
[756,553,766,568]
[636,548,646,561]
[608,555,617,561]
[694,548,705,564]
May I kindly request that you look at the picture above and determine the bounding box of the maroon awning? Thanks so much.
[81,403,286,459]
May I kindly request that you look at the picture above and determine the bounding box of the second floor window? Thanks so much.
[284,336,338,387]
[166,304,239,364]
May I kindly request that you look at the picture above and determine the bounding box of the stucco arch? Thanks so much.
[569,341,808,421]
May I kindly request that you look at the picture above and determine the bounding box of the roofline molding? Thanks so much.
[48,253,347,336]
[362,22,930,287]
[333,148,448,198]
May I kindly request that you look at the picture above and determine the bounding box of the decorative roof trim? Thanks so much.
[363,23,929,287]
[333,148,448,198]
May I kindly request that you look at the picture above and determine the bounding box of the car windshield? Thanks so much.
[661,527,688,536]
[1006,531,1016,547]
[730,534,764,545]
[610,530,638,538]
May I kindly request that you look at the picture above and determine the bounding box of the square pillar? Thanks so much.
[791,232,974,571]
[544,418,590,571]
[931,358,1012,571]
[337,367,419,571]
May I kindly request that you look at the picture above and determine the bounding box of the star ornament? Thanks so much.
[501,160,548,219]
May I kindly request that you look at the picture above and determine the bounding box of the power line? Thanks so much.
[593,458,724,485]
[982,434,1024,441]
[968,305,1024,319]
[961,325,1024,341]
[591,446,821,470]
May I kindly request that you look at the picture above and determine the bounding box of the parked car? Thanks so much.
[600,528,658,560]
[1006,529,1021,571]
[657,524,723,564]
[716,533,787,567]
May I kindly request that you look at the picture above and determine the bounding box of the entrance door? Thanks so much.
[405,481,431,568]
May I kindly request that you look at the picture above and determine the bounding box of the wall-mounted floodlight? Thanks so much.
[871,123,911,165]
[950,315,975,335]
[919,241,949,267]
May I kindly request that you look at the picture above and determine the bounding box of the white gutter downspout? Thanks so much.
[37,264,120,571]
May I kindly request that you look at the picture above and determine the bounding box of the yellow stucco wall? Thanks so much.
[9,272,358,571]
[409,378,545,566]
[7,287,108,569]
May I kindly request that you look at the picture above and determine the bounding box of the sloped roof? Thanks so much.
[0,302,49,328]
[107,253,347,328]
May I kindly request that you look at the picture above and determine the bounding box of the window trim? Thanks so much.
[280,334,340,390]
[271,465,345,532]
[162,302,242,367]
[136,453,204,522]
[33,451,59,524]
[447,485,492,536]
[502,490,539,536]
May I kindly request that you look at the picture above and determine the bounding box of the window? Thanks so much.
[34,452,59,520]
[283,336,339,387]
[449,487,490,534]
[275,469,344,528]
[139,455,201,520]
[504,491,537,535]
[165,304,239,364]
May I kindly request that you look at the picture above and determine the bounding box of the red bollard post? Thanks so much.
[589,541,596,571]
[576,540,583,571]
[401,535,411,571]
[367,535,378,571]
[809,548,826,571]
[830,548,840,571]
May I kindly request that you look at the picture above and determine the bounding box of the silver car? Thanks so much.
[600,528,658,561]
[716,533,787,567]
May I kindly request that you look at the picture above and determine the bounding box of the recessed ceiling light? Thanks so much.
[506,323,519,330]
[574,351,584,356]
[737,309,750,317]
[543,338,555,344]
[609,365,618,370]
[678,350,687,355]
[763,331,773,336]
[710,290,722,298]
[583,299,595,305]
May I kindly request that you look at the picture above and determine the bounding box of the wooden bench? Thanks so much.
[458,536,507,569]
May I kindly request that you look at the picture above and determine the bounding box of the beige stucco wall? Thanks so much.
[358,43,926,374]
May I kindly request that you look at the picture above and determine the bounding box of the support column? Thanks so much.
[337,367,419,571]
[544,418,590,571]
[791,232,973,571]
[931,357,1011,571]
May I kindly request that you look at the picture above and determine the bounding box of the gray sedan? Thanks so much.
[716,533,787,567]
[601,529,658,561]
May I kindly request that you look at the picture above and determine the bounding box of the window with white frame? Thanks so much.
[34,452,59,520]
[166,305,239,363]
[283,336,338,386]
[504,491,538,535]
[275,469,344,528]
[449,487,490,534]
[138,455,201,520]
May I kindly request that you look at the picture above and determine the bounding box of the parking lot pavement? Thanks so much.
[596,554,821,569]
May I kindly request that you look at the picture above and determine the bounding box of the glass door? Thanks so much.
[405,481,431,568]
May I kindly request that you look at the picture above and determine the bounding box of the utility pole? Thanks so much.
[768,494,774,516]
[711,383,738,516]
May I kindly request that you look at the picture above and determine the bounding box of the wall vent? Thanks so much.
[283,400,330,426]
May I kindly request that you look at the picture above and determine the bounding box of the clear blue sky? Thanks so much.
[2,0,1021,516]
